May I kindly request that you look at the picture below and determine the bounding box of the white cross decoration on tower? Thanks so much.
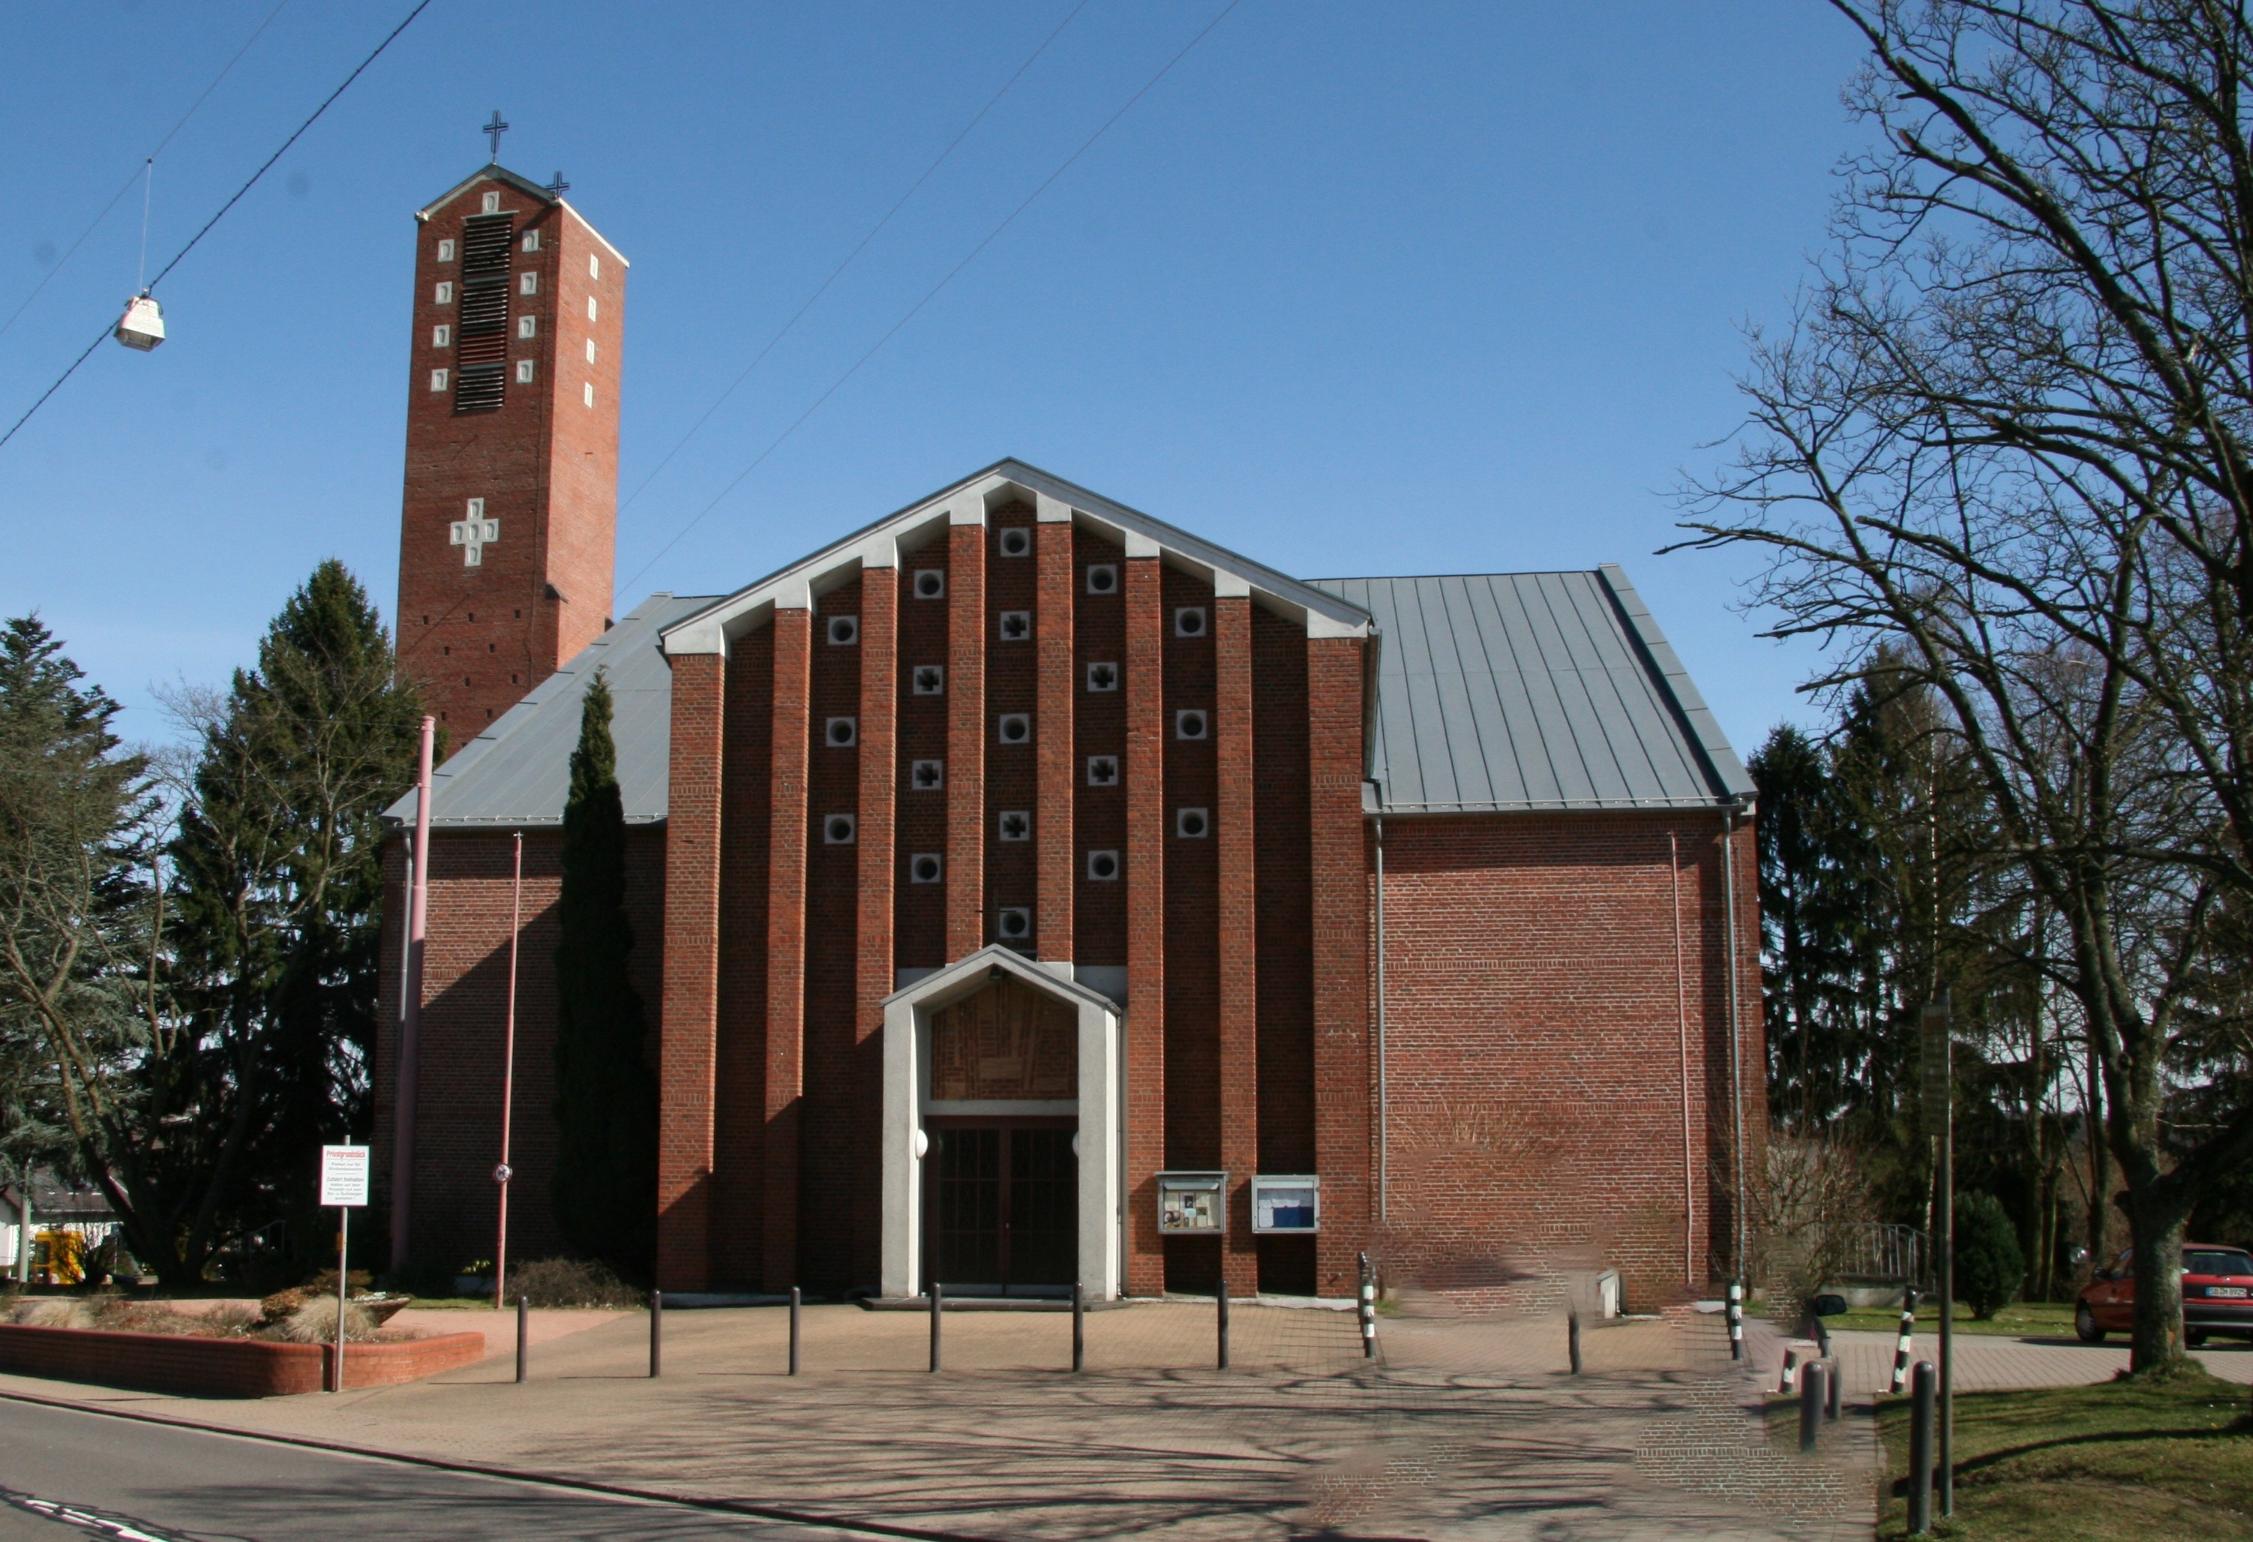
[449,499,499,567]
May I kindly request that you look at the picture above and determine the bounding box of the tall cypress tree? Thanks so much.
[551,669,657,1274]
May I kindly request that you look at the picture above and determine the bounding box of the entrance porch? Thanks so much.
[879,947,1122,1300]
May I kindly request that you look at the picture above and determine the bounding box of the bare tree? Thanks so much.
[1679,0,2253,1369]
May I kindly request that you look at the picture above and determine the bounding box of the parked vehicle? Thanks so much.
[2075,1244,2253,1346]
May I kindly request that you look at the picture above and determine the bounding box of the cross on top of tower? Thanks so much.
[482,109,510,161]
[544,170,570,197]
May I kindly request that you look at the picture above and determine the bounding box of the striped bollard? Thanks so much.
[1726,1279,1743,1361]
[1889,1287,1919,1394]
[1357,1251,1376,1359]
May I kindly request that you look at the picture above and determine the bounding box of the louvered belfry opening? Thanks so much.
[453,213,513,413]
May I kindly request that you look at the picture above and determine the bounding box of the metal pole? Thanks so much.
[495,831,522,1308]
[1373,814,1388,1224]
[391,715,434,1273]
[1727,1279,1743,1361]
[1072,1281,1085,1373]
[1722,802,1747,1279]
[1908,1360,1936,1536]
[1826,1357,1842,1420]
[649,1289,662,1378]
[515,1295,528,1384]
[1890,1285,1918,1394]
[332,1204,349,1394]
[789,1286,801,1376]
[1358,1251,1376,1359]
[1939,1112,1955,1516]
[929,1282,942,1373]
[392,716,434,1271]
[1798,1360,1824,1453]
[1567,1311,1582,1376]
[1217,1279,1230,1371]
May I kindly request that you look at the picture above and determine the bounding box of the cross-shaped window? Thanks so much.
[449,499,499,566]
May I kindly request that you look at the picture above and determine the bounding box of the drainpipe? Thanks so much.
[1722,798,1748,1282]
[1671,831,1694,1288]
[1373,813,1388,1227]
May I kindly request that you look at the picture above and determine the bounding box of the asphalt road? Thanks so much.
[0,1398,874,1541]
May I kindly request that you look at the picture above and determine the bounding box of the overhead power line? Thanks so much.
[0,0,295,347]
[618,0,1097,524]
[617,0,1243,596]
[0,0,435,456]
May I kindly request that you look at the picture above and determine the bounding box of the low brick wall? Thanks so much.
[0,1323,488,1398]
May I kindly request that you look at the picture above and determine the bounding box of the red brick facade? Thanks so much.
[373,177,1764,1311]
[378,554,1764,1309]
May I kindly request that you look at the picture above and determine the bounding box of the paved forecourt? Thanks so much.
[0,1298,1877,1540]
[1822,1327,2253,1395]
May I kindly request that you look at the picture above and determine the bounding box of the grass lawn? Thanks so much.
[1829,1300,2076,1338]
[1871,1366,2252,1539]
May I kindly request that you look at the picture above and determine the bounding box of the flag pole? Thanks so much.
[495,831,522,1307]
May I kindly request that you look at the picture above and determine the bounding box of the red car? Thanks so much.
[2076,1243,2253,1346]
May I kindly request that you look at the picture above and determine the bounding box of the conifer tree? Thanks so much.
[165,559,423,1273]
[551,669,657,1274]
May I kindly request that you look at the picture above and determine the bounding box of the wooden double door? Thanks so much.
[925,1118,1077,1295]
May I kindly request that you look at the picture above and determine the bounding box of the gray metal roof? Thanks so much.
[391,564,1749,831]
[385,593,714,830]
[1307,566,1754,814]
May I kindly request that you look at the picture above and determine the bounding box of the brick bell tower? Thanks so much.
[396,131,627,739]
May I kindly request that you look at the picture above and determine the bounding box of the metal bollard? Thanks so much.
[1567,1311,1583,1375]
[929,1282,943,1374]
[1826,1356,1842,1420]
[1072,1281,1085,1374]
[1799,1360,1825,1453]
[789,1286,801,1376]
[1358,1252,1376,1359]
[1727,1279,1744,1361]
[1889,1286,1919,1394]
[1217,1279,1231,1371]
[1908,1360,1936,1535]
[649,1289,662,1379]
[515,1295,528,1384]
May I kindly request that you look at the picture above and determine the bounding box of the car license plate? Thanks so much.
[2211,1286,2248,1298]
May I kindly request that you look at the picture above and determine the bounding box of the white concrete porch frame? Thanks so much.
[880,946,1122,1300]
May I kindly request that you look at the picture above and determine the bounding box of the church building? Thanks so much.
[377,161,1765,1308]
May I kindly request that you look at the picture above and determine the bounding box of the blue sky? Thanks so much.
[2,2,1871,757]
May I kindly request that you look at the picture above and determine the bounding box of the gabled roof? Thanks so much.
[414,163,631,269]
[384,592,714,831]
[385,465,1751,830]
[884,945,1120,1013]
[1308,566,1754,813]
[660,459,1372,654]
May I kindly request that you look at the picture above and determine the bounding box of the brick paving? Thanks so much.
[0,1298,1876,1539]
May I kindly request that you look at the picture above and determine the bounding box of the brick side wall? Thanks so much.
[1122,554,1168,1294]
[714,625,774,1286]
[854,568,899,1287]
[372,824,664,1275]
[1250,609,1316,1293]
[657,650,724,1289]
[805,580,863,1289]
[762,608,812,1291]
[1072,528,1128,964]
[1307,636,1371,1298]
[1375,811,1763,1308]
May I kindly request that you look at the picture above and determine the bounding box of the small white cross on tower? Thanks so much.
[450,498,499,566]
